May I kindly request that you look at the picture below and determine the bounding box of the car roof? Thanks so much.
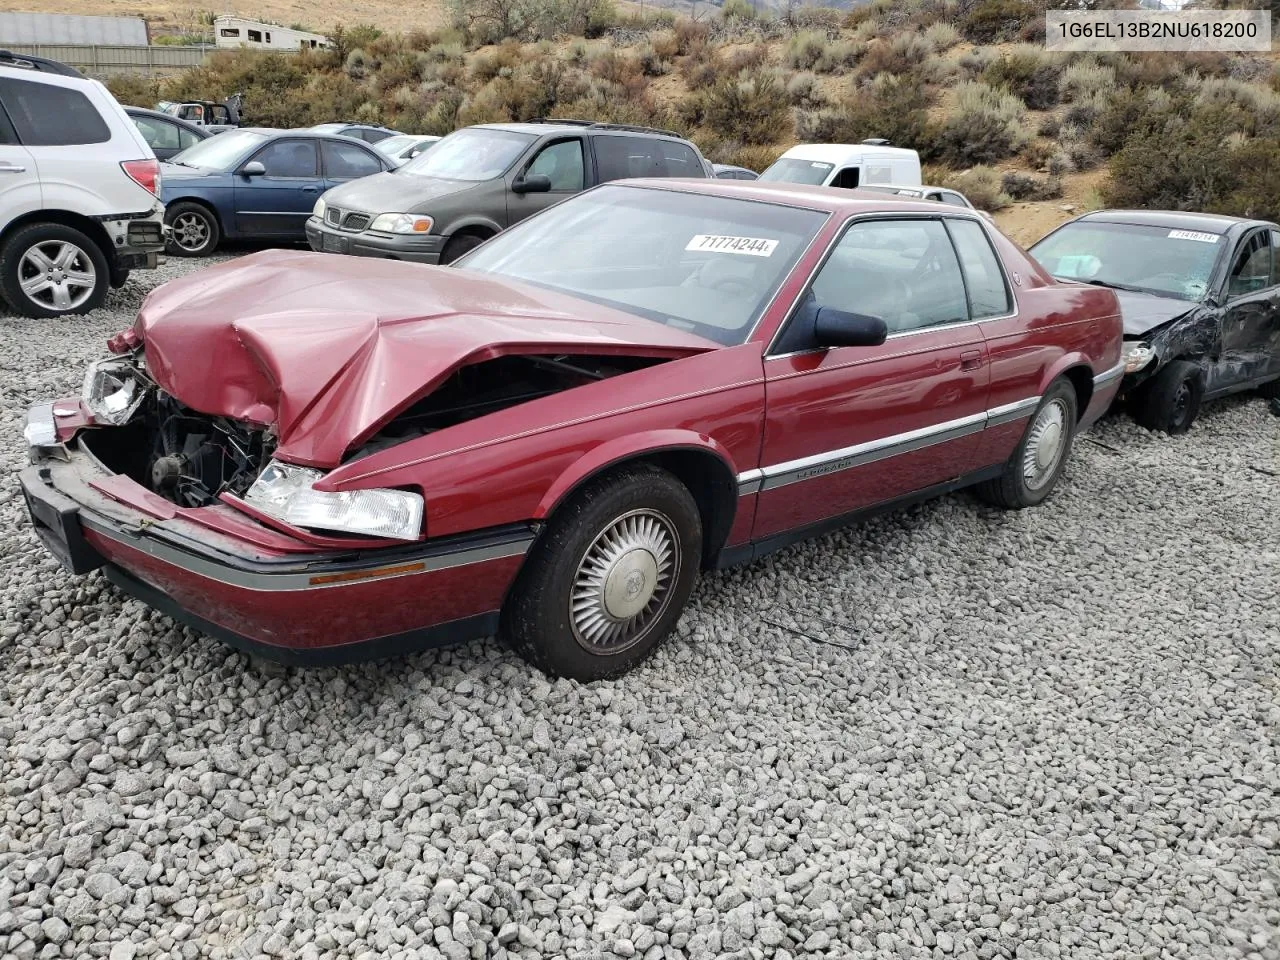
[778,143,920,164]
[606,178,982,218]
[475,121,690,141]
[125,105,211,134]
[1077,209,1275,233]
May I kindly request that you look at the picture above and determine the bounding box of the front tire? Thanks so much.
[501,465,702,681]
[440,231,489,265]
[165,202,221,257]
[0,223,109,319]
[977,379,1078,510]
[1130,359,1203,434]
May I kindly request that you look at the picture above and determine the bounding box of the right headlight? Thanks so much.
[244,460,423,541]
[1122,341,1156,373]
[82,358,148,426]
[312,196,326,219]
[370,213,434,234]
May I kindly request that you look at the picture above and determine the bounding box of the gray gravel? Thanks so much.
[2,257,1278,960]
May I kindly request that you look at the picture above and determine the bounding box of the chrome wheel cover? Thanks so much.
[18,241,96,312]
[1022,398,1069,491]
[171,211,211,251]
[570,508,679,654]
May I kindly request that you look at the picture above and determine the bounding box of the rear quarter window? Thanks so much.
[594,135,703,182]
[0,78,110,146]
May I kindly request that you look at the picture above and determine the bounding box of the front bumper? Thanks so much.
[305,217,446,264]
[20,451,533,664]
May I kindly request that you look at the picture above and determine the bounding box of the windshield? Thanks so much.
[1030,221,1222,301]
[375,135,416,155]
[759,157,833,185]
[170,129,267,169]
[399,127,533,181]
[458,184,827,346]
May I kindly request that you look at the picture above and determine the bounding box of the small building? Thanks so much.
[0,11,149,46]
[213,16,329,51]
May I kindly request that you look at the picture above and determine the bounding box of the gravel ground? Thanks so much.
[1,258,1278,960]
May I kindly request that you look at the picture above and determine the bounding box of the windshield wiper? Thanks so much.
[1073,278,1145,293]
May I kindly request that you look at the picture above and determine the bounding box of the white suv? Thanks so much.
[0,51,165,318]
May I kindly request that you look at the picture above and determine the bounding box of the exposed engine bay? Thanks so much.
[347,353,665,460]
[79,352,665,509]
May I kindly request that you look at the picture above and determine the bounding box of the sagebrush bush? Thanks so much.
[1001,171,1062,202]
[785,71,826,108]
[813,39,863,74]
[857,33,931,78]
[1059,61,1115,104]
[1104,107,1241,211]
[720,0,755,21]
[981,46,1061,110]
[703,68,790,145]
[922,21,960,51]
[795,73,929,148]
[958,46,995,77]
[928,81,1028,166]
[785,5,838,32]
[963,0,1029,44]
[784,30,829,71]
[944,166,1010,211]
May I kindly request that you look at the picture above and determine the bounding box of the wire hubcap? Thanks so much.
[1022,398,1069,491]
[19,241,95,311]
[570,509,678,653]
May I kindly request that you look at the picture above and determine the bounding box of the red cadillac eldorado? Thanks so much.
[21,179,1123,680]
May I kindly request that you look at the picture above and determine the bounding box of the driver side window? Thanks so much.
[526,139,584,192]
[1227,231,1273,297]
[774,218,970,353]
[252,139,318,178]
[830,167,860,189]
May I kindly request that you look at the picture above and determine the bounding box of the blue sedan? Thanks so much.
[161,128,395,256]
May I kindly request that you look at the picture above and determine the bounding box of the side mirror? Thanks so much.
[240,160,266,177]
[813,307,888,348]
[512,173,552,194]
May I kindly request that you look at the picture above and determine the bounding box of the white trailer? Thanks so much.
[213,17,329,51]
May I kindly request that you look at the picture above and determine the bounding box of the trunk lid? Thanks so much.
[135,249,716,467]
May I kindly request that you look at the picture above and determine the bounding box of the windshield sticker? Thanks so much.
[1168,229,1220,243]
[686,234,778,257]
[1054,254,1101,279]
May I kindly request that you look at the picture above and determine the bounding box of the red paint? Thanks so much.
[41,184,1123,657]
[136,249,716,467]
[83,527,521,652]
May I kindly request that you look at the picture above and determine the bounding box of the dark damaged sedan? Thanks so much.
[1031,210,1280,433]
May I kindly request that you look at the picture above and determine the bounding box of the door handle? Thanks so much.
[302,185,320,192]
[0,163,27,173]
[960,350,984,370]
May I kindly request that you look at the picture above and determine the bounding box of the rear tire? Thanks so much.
[976,379,1078,510]
[440,231,489,265]
[165,201,220,257]
[501,465,702,681]
[0,222,109,319]
[1130,359,1203,434]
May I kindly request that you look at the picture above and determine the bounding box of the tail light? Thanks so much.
[121,159,160,198]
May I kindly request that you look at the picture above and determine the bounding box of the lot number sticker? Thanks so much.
[1168,229,1220,243]
[686,234,778,257]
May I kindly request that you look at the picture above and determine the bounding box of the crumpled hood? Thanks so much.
[135,249,716,467]
[1114,289,1198,338]
[324,170,479,213]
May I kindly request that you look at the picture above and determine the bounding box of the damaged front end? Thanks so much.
[78,352,276,510]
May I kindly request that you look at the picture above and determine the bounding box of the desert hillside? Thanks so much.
[99,0,1280,246]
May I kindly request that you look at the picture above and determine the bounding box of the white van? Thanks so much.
[758,141,921,190]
